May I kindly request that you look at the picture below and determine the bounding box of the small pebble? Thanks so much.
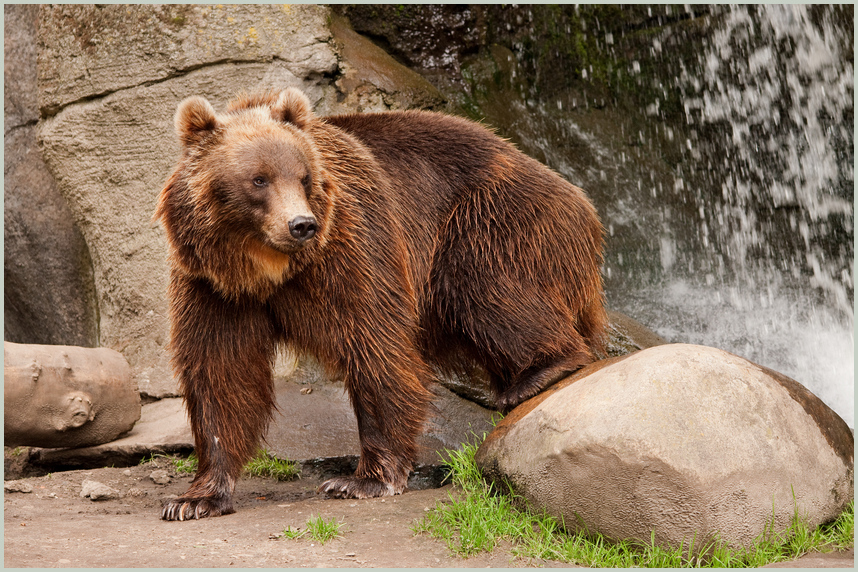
[80,479,120,501]
[149,469,170,485]
[4,480,33,494]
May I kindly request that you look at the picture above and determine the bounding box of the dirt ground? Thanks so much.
[4,458,852,569]
[3,458,573,569]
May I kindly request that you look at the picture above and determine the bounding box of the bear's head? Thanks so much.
[155,88,334,298]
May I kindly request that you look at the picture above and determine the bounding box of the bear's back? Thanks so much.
[321,111,512,280]
[323,111,505,202]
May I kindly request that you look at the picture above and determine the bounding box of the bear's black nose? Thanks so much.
[289,216,318,243]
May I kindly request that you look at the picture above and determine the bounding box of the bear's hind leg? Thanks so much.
[495,351,592,414]
[318,417,412,499]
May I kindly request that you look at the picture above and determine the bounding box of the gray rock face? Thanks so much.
[4,4,38,129]
[30,4,446,398]
[36,4,338,115]
[476,344,854,552]
[4,4,98,348]
[34,4,340,398]
[328,13,446,112]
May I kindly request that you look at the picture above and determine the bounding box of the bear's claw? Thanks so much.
[161,496,234,521]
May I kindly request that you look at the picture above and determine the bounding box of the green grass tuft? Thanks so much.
[139,449,299,480]
[282,515,345,544]
[138,452,198,474]
[414,433,855,567]
[281,525,305,541]
[244,448,301,481]
[172,453,199,474]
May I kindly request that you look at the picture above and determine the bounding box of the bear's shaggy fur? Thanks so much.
[155,88,607,520]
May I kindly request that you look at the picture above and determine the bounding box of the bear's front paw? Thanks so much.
[318,476,402,499]
[161,496,234,521]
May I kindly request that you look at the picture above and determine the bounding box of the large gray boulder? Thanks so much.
[476,344,854,552]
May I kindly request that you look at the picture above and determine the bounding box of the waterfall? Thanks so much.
[609,5,854,426]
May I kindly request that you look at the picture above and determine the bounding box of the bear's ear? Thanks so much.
[270,88,314,129]
[174,96,219,146]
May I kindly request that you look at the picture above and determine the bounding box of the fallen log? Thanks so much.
[4,342,141,448]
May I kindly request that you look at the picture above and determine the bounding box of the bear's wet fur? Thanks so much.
[155,88,607,520]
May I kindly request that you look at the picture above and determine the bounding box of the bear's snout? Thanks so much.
[288,215,318,243]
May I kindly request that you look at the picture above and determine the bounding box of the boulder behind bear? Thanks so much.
[155,88,607,520]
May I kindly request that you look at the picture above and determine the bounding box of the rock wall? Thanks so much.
[25,4,443,397]
[4,4,98,347]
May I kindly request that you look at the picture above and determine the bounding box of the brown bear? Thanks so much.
[154,87,607,520]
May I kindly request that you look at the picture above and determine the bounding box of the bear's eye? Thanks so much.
[252,176,268,188]
[301,174,311,189]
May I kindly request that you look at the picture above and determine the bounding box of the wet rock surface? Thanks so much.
[328,13,446,112]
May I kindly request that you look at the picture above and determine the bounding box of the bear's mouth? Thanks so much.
[261,235,310,255]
